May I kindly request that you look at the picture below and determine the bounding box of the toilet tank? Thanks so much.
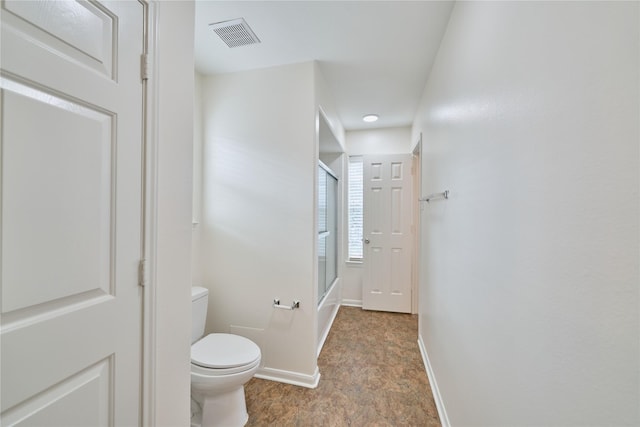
[191,287,209,344]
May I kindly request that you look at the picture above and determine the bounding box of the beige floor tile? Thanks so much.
[244,307,441,427]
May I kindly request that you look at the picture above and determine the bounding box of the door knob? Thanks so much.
[364,239,370,244]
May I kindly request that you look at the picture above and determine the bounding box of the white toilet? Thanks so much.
[191,287,262,427]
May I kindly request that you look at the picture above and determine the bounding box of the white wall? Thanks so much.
[346,126,413,156]
[315,63,346,354]
[192,71,204,286]
[200,62,319,386]
[342,126,413,305]
[315,62,346,149]
[152,1,194,425]
[413,2,639,425]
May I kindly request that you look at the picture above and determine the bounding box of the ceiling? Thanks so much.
[194,1,454,131]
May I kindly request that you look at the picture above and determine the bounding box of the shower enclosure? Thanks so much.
[317,161,338,304]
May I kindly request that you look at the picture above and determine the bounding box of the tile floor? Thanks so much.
[244,306,441,426]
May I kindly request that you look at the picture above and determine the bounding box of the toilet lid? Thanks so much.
[191,333,261,369]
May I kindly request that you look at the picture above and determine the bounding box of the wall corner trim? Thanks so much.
[418,336,451,427]
[255,366,320,389]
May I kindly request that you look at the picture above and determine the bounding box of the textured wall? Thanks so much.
[200,62,319,384]
[346,127,413,156]
[413,2,639,425]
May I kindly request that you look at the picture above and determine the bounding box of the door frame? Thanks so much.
[361,153,414,313]
[141,1,156,425]
[411,134,422,314]
[141,2,195,424]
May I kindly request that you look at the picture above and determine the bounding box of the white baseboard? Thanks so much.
[340,299,362,307]
[417,335,450,427]
[317,301,340,357]
[255,366,320,389]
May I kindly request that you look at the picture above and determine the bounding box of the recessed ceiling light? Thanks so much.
[362,114,379,123]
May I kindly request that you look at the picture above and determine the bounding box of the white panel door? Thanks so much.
[1,1,144,425]
[362,154,413,313]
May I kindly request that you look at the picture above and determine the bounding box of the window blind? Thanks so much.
[348,157,363,260]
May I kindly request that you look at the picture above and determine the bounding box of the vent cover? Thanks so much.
[209,18,261,48]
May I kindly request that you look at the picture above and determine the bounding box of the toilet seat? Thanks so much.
[191,333,261,375]
[191,357,260,376]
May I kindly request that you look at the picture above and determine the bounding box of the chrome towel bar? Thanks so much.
[419,190,449,203]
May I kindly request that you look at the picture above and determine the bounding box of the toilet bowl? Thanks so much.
[191,288,262,427]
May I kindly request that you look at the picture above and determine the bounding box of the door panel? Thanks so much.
[362,154,413,313]
[2,82,113,313]
[3,0,115,78]
[1,1,144,425]
[7,357,112,427]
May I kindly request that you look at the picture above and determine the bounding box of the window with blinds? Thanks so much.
[348,157,363,260]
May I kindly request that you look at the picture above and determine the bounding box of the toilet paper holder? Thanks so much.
[273,299,300,310]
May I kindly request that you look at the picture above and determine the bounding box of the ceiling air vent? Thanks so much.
[209,18,261,48]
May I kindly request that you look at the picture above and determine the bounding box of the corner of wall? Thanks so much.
[199,61,320,384]
[149,1,195,426]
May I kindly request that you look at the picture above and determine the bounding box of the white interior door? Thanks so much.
[1,1,145,425]
[362,154,413,313]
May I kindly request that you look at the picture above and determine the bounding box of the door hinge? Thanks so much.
[138,259,147,287]
[141,53,150,81]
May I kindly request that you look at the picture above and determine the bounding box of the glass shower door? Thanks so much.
[318,163,337,304]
